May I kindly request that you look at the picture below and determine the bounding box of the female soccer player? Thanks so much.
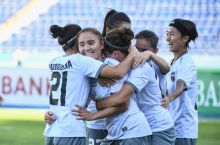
[43,24,136,145]
[135,30,170,95]
[86,9,132,145]
[162,18,198,145]
[74,28,152,145]
[77,29,176,145]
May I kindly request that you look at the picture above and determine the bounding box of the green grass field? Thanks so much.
[0,108,220,145]
[0,108,45,145]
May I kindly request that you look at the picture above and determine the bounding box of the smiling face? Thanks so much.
[78,31,104,60]
[166,26,187,52]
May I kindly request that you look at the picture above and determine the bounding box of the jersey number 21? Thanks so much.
[49,71,67,106]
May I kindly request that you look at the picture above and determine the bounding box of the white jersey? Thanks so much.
[149,60,167,95]
[90,58,152,140]
[87,80,107,130]
[125,62,174,132]
[167,53,198,138]
[44,53,105,137]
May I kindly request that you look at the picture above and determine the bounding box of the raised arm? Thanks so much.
[149,51,170,74]
[99,50,134,79]
[137,50,170,74]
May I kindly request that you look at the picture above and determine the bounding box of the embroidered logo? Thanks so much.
[171,71,175,82]
[122,127,128,132]
[88,89,96,101]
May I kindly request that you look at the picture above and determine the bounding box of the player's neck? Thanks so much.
[173,48,187,61]
[65,49,78,55]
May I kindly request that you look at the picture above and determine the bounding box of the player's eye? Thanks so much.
[88,42,94,45]
[79,44,85,47]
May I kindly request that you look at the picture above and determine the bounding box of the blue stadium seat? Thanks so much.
[0,0,29,24]
[0,0,219,54]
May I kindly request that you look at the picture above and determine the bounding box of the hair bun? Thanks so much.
[120,28,134,42]
[105,28,134,50]
[49,25,64,38]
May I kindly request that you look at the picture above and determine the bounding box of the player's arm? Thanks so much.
[99,50,134,79]
[166,61,194,102]
[169,80,186,101]
[161,80,185,108]
[133,50,170,74]
[139,51,170,74]
[96,84,135,110]
[149,52,170,74]
[97,64,148,110]
[72,104,128,121]
[97,77,115,87]
[161,60,195,108]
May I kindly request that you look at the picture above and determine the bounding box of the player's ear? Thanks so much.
[100,40,104,50]
[183,35,189,43]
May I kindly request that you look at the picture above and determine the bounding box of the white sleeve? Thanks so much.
[125,64,150,93]
[176,59,196,89]
[76,54,106,78]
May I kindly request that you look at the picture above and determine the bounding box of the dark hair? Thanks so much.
[102,9,117,36]
[104,28,134,54]
[102,10,131,37]
[77,27,103,45]
[169,19,198,46]
[49,24,81,51]
[135,30,159,49]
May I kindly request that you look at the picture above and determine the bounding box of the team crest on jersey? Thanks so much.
[88,89,96,101]
[171,71,175,82]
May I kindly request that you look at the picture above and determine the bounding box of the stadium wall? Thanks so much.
[0,67,49,108]
[197,69,220,117]
[0,67,220,117]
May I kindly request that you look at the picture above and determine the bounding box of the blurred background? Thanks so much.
[0,0,220,145]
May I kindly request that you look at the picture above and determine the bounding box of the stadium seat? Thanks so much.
[0,0,219,54]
